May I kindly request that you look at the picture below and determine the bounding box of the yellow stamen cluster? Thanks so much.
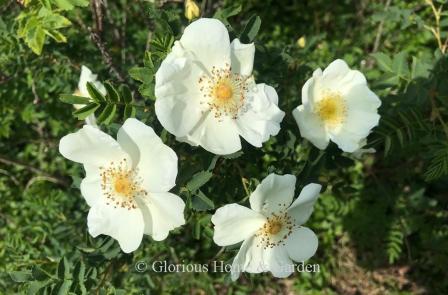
[99,158,147,210]
[255,208,296,249]
[198,64,248,120]
[315,92,347,127]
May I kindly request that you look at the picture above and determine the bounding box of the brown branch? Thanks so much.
[90,0,103,33]
[89,28,125,82]
[0,155,70,187]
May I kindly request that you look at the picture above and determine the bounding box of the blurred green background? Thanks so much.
[1,0,448,294]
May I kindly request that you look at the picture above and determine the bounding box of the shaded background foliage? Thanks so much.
[1,0,448,294]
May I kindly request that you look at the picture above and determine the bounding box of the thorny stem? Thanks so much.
[89,28,125,82]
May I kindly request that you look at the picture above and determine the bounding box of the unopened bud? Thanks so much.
[297,36,306,48]
[185,0,200,21]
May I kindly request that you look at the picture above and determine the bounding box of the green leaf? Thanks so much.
[53,0,89,11]
[28,280,51,295]
[193,218,201,240]
[123,104,136,119]
[97,104,116,125]
[73,103,99,120]
[120,84,133,104]
[138,83,154,100]
[103,245,121,259]
[31,266,50,281]
[9,271,33,282]
[213,5,242,28]
[104,81,120,102]
[186,171,213,192]
[372,52,393,72]
[240,15,261,43]
[44,29,67,43]
[75,260,87,295]
[86,82,105,102]
[129,67,153,83]
[57,257,71,280]
[40,11,71,29]
[57,279,73,295]
[59,94,91,105]
[143,51,154,68]
[191,190,215,211]
[28,26,45,55]
[411,56,432,79]
[392,51,409,78]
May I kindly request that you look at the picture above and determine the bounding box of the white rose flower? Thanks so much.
[74,65,107,127]
[155,18,285,155]
[211,173,321,280]
[59,118,185,253]
[293,59,381,152]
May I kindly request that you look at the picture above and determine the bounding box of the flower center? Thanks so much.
[256,212,296,249]
[267,220,283,235]
[214,81,233,101]
[198,64,249,120]
[114,175,134,197]
[315,92,347,126]
[100,159,147,210]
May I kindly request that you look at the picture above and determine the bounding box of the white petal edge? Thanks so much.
[329,129,364,152]
[59,125,128,168]
[301,68,322,109]
[230,39,255,76]
[249,173,296,214]
[87,205,144,253]
[286,227,318,262]
[80,174,103,207]
[287,183,321,226]
[230,236,294,280]
[236,84,285,147]
[211,203,266,246]
[179,18,231,71]
[155,48,205,138]
[138,192,185,241]
[292,105,329,150]
[183,112,242,155]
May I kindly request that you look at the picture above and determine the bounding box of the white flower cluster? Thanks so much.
[60,18,380,280]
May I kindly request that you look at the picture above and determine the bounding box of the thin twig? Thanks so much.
[234,162,249,196]
[0,155,69,187]
[89,28,125,82]
[0,168,20,185]
[372,0,392,54]
[423,0,447,53]
[208,246,226,264]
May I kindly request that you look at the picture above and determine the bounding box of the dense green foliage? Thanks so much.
[1,0,448,294]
